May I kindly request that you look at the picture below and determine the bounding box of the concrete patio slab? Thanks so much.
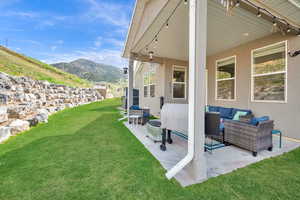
[124,122,300,187]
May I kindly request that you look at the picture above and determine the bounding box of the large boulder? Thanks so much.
[0,126,11,143]
[36,114,48,123]
[7,106,27,119]
[27,117,39,127]
[0,106,8,123]
[36,109,49,123]
[0,94,9,105]
[9,119,30,135]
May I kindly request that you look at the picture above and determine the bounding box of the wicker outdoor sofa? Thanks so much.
[224,119,274,156]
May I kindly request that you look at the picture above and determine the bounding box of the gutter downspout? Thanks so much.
[166,0,197,180]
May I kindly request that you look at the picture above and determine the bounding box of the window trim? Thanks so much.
[250,40,288,103]
[143,72,149,98]
[215,55,237,101]
[143,66,156,98]
[172,65,187,100]
[149,65,156,98]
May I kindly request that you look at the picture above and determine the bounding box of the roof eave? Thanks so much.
[122,0,145,59]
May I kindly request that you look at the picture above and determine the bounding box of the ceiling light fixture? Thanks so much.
[273,17,277,26]
[149,51,154,60]
[287,24,291,33]
[257,8,262,17]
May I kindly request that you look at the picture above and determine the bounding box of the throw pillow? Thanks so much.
[250,116,270,126]
[205,105,209,112]
[233,111,248,121]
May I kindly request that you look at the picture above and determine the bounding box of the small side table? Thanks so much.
[272,130,282,148]
[129,115,142,125]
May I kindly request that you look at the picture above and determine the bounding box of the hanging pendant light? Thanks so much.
[149,51,154,60]
[287,24,291,33]
[123,66,128,75]
[257,8,262,17]
[273,17,277,26]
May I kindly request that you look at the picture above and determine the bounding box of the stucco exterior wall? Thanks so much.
[134,33,300,139]
[207,33,300,139]
[134,62,165,116]
[163,59,189,104]
[134,58,188,116]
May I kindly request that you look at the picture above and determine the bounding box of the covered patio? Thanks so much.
[123,0,300,185]
[124,122,300,187]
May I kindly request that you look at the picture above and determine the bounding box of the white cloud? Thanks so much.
[93,36,124,49]
[56,40,64,45]
[0,0,20,8]
[36,20,56,29]
[0,11,39,18]
[84,0,130,29]
[13,39,42,46]
[51,46,57,51]
[105,38,124,48]
[0,27,24,32]
[94,36,102,47]
[42,49,127,67]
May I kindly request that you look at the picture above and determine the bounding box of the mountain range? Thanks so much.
[0,46,90,88]
[52,59,124,83]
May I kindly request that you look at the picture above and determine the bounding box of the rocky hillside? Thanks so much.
[52,59,124,83]
[0,46,90,88]
[0,72,103,143]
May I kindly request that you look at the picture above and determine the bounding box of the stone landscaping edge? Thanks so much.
[0,72,103,143]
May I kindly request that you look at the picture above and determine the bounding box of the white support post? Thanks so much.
[127,57,134,117]
[188,0,207,182]
[165,0,207,182]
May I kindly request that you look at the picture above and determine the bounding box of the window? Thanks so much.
[143,64,156,98]
[172,66,186,99]
[216,56,236,100]
[143,72,149,97]
[251,41,287,102]
[149,67,156,97]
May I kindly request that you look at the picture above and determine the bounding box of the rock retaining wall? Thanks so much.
[0,72,103,143]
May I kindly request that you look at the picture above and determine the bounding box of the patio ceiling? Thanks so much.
[259,0,300,26]
[128,0,299,61]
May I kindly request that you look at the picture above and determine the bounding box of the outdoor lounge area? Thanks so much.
[123,0,300,185]
[124,121,300,187]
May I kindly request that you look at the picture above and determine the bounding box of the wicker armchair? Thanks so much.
[224,120,274,156]
[128,108,150,125]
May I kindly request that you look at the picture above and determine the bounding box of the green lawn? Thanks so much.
[0,98,300,200]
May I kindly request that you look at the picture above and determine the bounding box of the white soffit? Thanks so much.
[207,0,273,56]
[289,0,300,8]
[136,0,273,61]
[259,0,300,26]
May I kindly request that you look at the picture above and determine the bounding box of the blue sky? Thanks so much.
[0,0,135,67]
